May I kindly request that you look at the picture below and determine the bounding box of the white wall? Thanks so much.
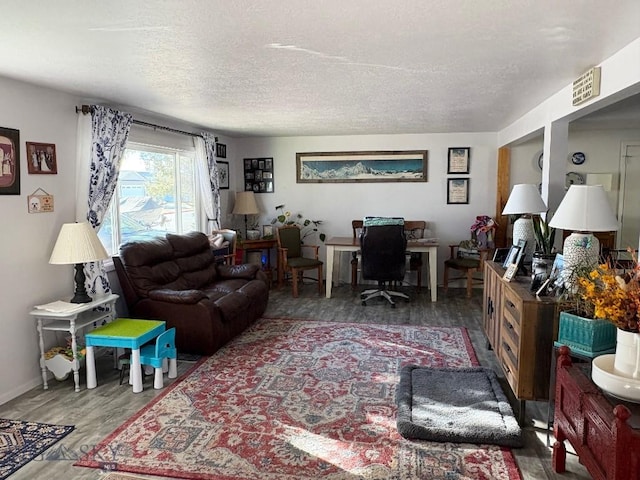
[509,128,640,224]
[0,77,80,403]
[230,133,498,283]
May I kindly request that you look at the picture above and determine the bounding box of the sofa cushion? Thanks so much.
[120,231,219,294]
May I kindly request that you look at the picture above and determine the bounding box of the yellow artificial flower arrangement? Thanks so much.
[575,251,640,332]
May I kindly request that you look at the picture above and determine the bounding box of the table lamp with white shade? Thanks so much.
[548,184,618,283]
[49,222,109,303]
[232,191,259,238]
[502,184,547,263]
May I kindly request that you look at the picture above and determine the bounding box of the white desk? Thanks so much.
[30,294,119,392]
[325,237,438,302]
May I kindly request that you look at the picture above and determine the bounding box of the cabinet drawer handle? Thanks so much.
[506,299,515,310]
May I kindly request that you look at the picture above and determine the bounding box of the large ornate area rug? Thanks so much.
[0,418,74,479]
[76,318,522,479]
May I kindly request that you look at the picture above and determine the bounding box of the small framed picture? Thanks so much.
[502,245,521,269]
[447,178,469,204]
[0,126,20,195]
[217,161,229,189]
[530,272,547,292]
[536,277,553,297]
[447,147,470,174]
[262,225,274,238]
[515,239,527,264]
[216,143,227,158]
[26,142,57,174]
[503,263,518,281]
[493,247,511,264]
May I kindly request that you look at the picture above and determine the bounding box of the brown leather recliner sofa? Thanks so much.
[113,231,269,355]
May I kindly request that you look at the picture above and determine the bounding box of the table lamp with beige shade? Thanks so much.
[49,222,109,303]
[232,191,260,239]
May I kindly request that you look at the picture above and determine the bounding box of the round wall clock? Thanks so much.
[571,152,586,165]
[566,171,585,188]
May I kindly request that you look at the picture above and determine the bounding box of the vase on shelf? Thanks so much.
[613,328,640,378]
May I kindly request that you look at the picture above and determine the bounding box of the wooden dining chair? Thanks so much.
[276,225,324,297]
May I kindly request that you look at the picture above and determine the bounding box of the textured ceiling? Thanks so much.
[0,1,639,137]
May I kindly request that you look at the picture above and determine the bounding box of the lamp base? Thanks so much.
[70,263,92,304]
[561,232,600,288]
[512,216,535,264]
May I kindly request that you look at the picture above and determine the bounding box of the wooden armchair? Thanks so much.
[443,241,491,298]
[276,225,323,297]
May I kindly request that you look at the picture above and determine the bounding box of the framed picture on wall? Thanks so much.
[216,143,227,158]
[244,157,274,193]
[217,161,229,189]
[447,147,470,174]
[26,142,57,174]
[446,178,469,204]
[0,126,20,195]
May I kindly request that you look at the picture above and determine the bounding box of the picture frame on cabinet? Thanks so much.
[0,126,20,195]
[503,263,518,281]
[502,245,521,269]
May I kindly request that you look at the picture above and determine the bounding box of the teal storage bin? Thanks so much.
[556,311,617,357]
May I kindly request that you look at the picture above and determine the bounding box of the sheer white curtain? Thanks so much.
[195,132,221,232]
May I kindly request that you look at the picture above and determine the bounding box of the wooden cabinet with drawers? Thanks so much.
[483,261,560,403]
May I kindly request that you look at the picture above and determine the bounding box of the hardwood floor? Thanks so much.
[1,284,591,479]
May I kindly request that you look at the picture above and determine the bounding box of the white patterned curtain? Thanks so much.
[195,132,221,231]
[77,105,132,297]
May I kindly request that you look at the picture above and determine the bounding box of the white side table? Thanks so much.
[30,293,119,392]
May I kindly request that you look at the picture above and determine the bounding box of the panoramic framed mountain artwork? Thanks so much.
[296,150,428,183]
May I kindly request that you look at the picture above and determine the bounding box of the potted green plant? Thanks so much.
[271,204,326,244]
[531,213,556,275]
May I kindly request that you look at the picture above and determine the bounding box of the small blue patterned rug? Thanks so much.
[0,418,74,479]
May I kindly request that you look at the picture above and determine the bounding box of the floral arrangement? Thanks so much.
[271,204,326,243]
[574,250,640,332]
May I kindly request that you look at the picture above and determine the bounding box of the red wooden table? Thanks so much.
[553,345,640,479]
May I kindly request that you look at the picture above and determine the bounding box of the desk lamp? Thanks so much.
[232,191,259,238]
[49,222,109,303]
[502,184,547,263]
[549,185,618,284]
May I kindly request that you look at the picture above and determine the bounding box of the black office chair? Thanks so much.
[359,217,410,307]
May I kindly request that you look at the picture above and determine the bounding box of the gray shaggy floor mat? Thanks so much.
[396,365,523,447]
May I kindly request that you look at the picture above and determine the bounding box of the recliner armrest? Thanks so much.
[148,289,208,304]
[217,263,261,279]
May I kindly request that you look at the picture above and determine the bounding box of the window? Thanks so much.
[98,142,199,256]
